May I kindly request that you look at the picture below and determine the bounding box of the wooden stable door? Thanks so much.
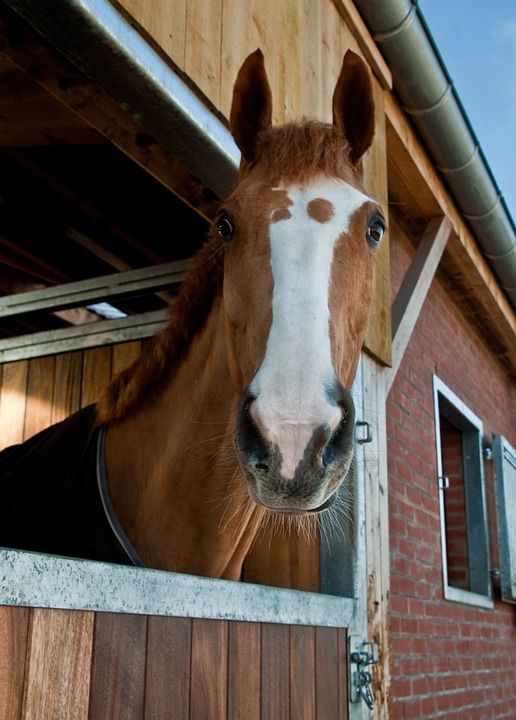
[0,349,368,719]
[1,604,348,720]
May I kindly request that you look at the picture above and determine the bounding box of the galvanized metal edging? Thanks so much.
[0,310,169,364]
[0,261,191,363]
[0,548,355,627]
[0,260,189,319]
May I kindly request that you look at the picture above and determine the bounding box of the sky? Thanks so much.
[418,0,516,222]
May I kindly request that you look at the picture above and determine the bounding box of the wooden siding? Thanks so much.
[0,604,348,720]
[0,343,142,451]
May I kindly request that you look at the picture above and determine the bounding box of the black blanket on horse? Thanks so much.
[0,404,142,566]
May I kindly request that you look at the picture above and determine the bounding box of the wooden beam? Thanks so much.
[385,93,516,379]
[0,260,187,319]
[0,309,168,364]
[65,226,175,307]
[0,234,70,285]
[0,6,218,222]
[332,0,392,90]
[362,355,391,718]
[0,55,106,147]
[385,216,452,393]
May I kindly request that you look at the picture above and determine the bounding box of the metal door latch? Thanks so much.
[349,636,379,710]
[356,421,373,444]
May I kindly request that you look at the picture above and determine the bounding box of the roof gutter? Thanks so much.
[353,0,516,310]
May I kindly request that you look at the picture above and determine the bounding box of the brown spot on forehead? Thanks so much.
[270,187,292,223]
[307,198,334,224]
[271,207,291,223]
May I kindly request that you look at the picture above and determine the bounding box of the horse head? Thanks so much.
[220,49,385,515]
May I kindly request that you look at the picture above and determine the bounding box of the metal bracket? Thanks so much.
[438,475,450,490]
[349,636,379,710]
[356,421,373,444]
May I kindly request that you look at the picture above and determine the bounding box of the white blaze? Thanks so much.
[249,179,369,479]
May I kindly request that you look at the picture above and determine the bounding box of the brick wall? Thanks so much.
[387,222,516,719]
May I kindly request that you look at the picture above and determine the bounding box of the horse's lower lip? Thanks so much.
[247,484,333,514]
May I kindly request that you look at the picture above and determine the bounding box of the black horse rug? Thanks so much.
[0,404,143,566]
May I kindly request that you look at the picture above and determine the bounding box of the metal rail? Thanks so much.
[0,260,188,318]
[0,261,188,362]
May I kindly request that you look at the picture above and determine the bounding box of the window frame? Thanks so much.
[432,375,493,609]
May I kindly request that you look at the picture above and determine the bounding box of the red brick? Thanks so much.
[387,227,516,719]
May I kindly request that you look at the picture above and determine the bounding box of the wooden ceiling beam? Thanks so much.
[2,147,169,268]
[0,234,70,285]
[0,5,218,221]
[0,54,106,147]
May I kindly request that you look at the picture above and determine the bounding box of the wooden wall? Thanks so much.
[0,342,142,452]
[0,604,348,720]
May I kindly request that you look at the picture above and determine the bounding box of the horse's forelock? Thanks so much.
[97,235,224,425]
[256,121,353,183]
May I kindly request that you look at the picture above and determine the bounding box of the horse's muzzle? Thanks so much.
[234,384,355,514]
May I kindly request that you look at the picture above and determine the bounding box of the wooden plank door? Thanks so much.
[0,605,348,720]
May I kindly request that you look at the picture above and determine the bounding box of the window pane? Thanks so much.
[440,416,469,590]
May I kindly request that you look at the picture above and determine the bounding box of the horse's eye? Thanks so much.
[216,212,235,242]
[366,217,385,247]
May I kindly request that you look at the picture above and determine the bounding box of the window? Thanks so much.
[493,435,516,604]
[433,376,492,608]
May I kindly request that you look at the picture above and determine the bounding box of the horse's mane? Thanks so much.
[97,120,354,425]
[97,233,224,424]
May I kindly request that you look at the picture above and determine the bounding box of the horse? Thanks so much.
[0,48,385,580]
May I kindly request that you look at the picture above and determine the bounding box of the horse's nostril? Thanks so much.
[236,389,269,471]
[321,385,356,468]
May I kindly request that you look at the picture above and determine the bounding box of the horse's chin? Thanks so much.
[263,494,337,516]
[240,465,341,516]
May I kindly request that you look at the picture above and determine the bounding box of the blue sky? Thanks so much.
[418,0,516,222]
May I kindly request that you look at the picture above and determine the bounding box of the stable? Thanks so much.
[0,1,515,719]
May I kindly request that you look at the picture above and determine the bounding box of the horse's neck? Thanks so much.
[104,297,263,579]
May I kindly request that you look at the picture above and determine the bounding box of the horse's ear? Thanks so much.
[332,50,375,169]
[230,49,273,163]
